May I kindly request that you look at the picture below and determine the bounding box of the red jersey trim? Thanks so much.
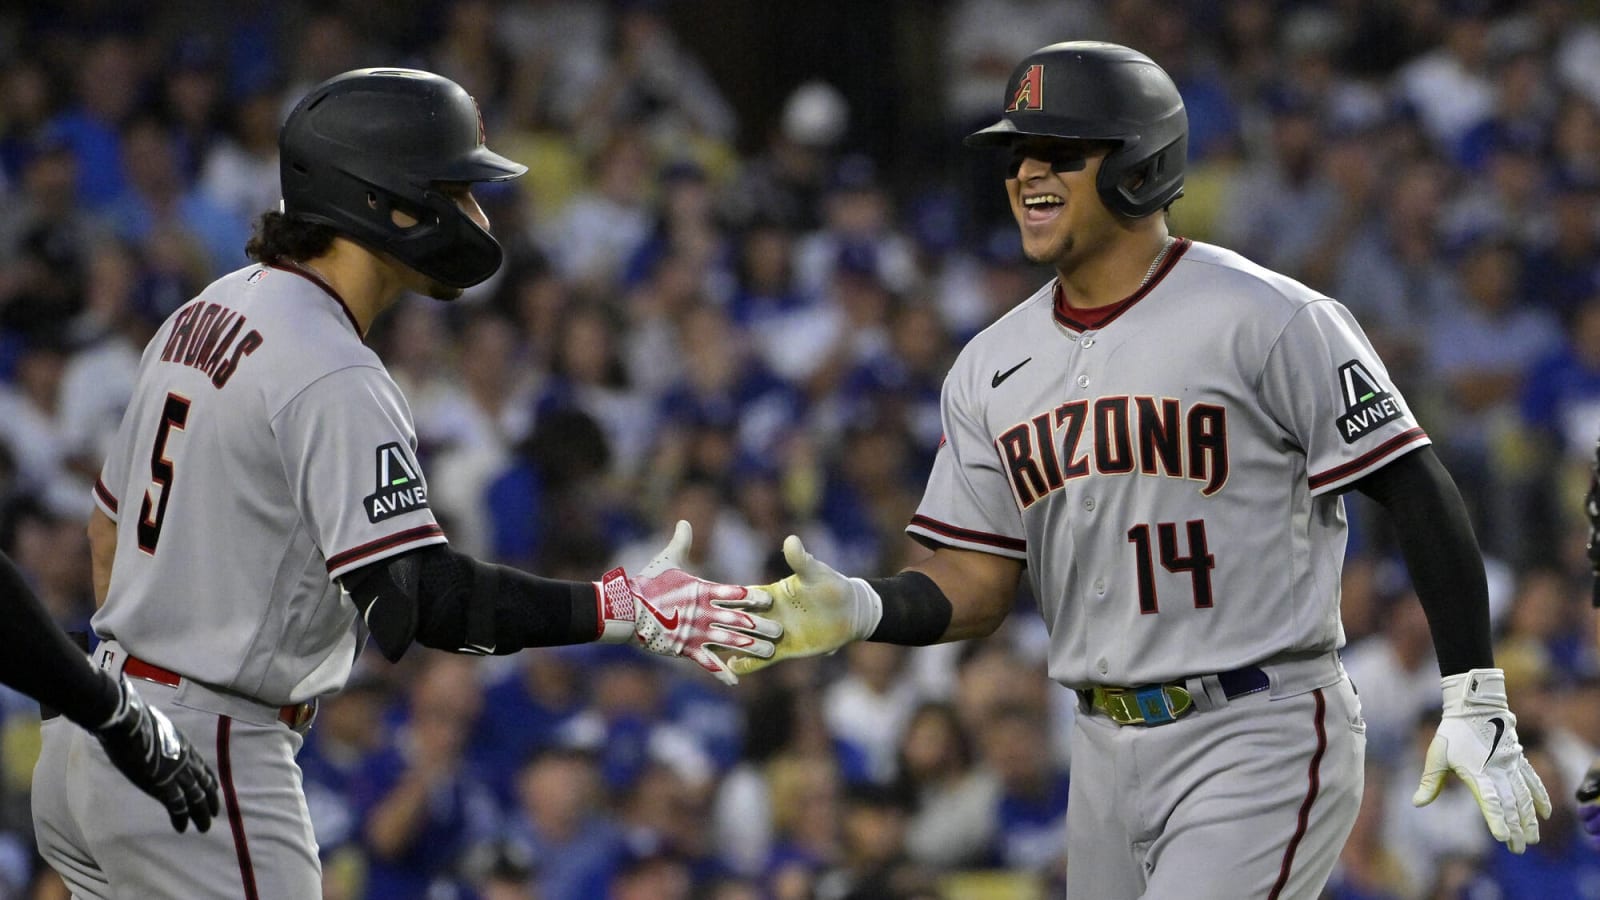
[1268,688,1328,900]
[1307,428,1429,491]
[325,525,446,574]
[1053,237,1191,332]
[94,478,119,514]
[907,515,1027,553]
[266,263,364,340]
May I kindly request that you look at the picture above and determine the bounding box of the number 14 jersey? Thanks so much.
[908,239,1429,688]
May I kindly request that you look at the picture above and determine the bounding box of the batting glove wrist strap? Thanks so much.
[593,569,638,644]
[1439,668,1508,712]
[845,577,885,643]
[1414,667,1551,854]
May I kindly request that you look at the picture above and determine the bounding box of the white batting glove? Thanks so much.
[1412,668,1552,853]
[593,520,782,686]
[727,535,882,678]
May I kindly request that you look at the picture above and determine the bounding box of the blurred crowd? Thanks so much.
[0,1,1597,898]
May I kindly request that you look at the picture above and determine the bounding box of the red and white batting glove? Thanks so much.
[593,520,781,685]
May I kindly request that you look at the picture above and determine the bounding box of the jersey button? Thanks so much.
[1083,497,1096,511]
[1096,658,1108,674]
[1081,337,1095,348]
[1076,374,1090,388]
[1093,578,1105,594]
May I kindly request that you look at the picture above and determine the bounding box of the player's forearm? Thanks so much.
[343,547,600,662]
[0,550,120,728]
[882,547,1022,644]
[1353,447,1493,675]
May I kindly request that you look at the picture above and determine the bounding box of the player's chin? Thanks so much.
[1021,234,1071,267]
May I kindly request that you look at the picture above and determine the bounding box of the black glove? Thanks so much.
[94,674,221,833]
[1576,762,1600,850]
[1587,436,1600,607]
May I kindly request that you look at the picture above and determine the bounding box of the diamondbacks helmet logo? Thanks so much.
[1006,64,1044,112]
[364,443,430,523]
[1336,360,1403,443]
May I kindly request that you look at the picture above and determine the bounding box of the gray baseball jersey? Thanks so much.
[909,238,1391,895]
[910,238,1427,688]
[90,262,445,704]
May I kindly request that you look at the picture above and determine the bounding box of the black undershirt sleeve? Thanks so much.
[1350,445,1493,676]
[342,546,599,661]
[865,570,953,646]
[0,551,120,728]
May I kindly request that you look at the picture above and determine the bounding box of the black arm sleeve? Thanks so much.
[0,551,119,728]
[864,571,953,646]
[1351,445,1493,676]
[341,546,599,662]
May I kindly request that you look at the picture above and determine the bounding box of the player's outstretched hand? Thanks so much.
[94,674,221,834]
[1576,761,1600,850]
[727,535,881,678]
[1412,668,1551,853]
[600,520,782,686]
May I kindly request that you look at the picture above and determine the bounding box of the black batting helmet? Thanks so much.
[279,68,527,289]
[966,42,1187,219]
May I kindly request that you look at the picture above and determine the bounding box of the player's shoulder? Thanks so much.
[951,278,1058,363]
[1175,240,1329,314]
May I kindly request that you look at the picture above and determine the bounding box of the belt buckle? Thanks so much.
[282,700,318,733]
[1132,684,1194,726]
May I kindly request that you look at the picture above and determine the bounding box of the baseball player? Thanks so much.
[0,548,219,834]
[31,68,779,899]
[727,42,1550,897]
[1574,439,1600,844]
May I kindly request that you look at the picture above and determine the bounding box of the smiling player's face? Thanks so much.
[1004,138,1119,269]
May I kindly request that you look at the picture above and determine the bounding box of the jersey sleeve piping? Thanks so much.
[906,515,1028,559]
[1307,427,1431,494]
[93,478,119,519]
[326,524,447,579]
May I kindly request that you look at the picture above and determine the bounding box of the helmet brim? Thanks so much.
[963,116,1133,148]
[429,145,528,183]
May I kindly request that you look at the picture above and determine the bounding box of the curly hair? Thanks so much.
[244,211,337,266]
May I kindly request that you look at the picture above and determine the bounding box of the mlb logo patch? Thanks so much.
[248,269,267,284]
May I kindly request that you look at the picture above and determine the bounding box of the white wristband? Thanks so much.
[846,577,884,642]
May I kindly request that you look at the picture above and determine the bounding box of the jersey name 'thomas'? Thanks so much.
[91,264,446,707]
[157,299,264,389]
[907,240,1430,689]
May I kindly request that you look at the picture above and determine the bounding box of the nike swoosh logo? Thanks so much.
[1485,716,1506,767]
[992,358,1032,388]
[638,595,680,630]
